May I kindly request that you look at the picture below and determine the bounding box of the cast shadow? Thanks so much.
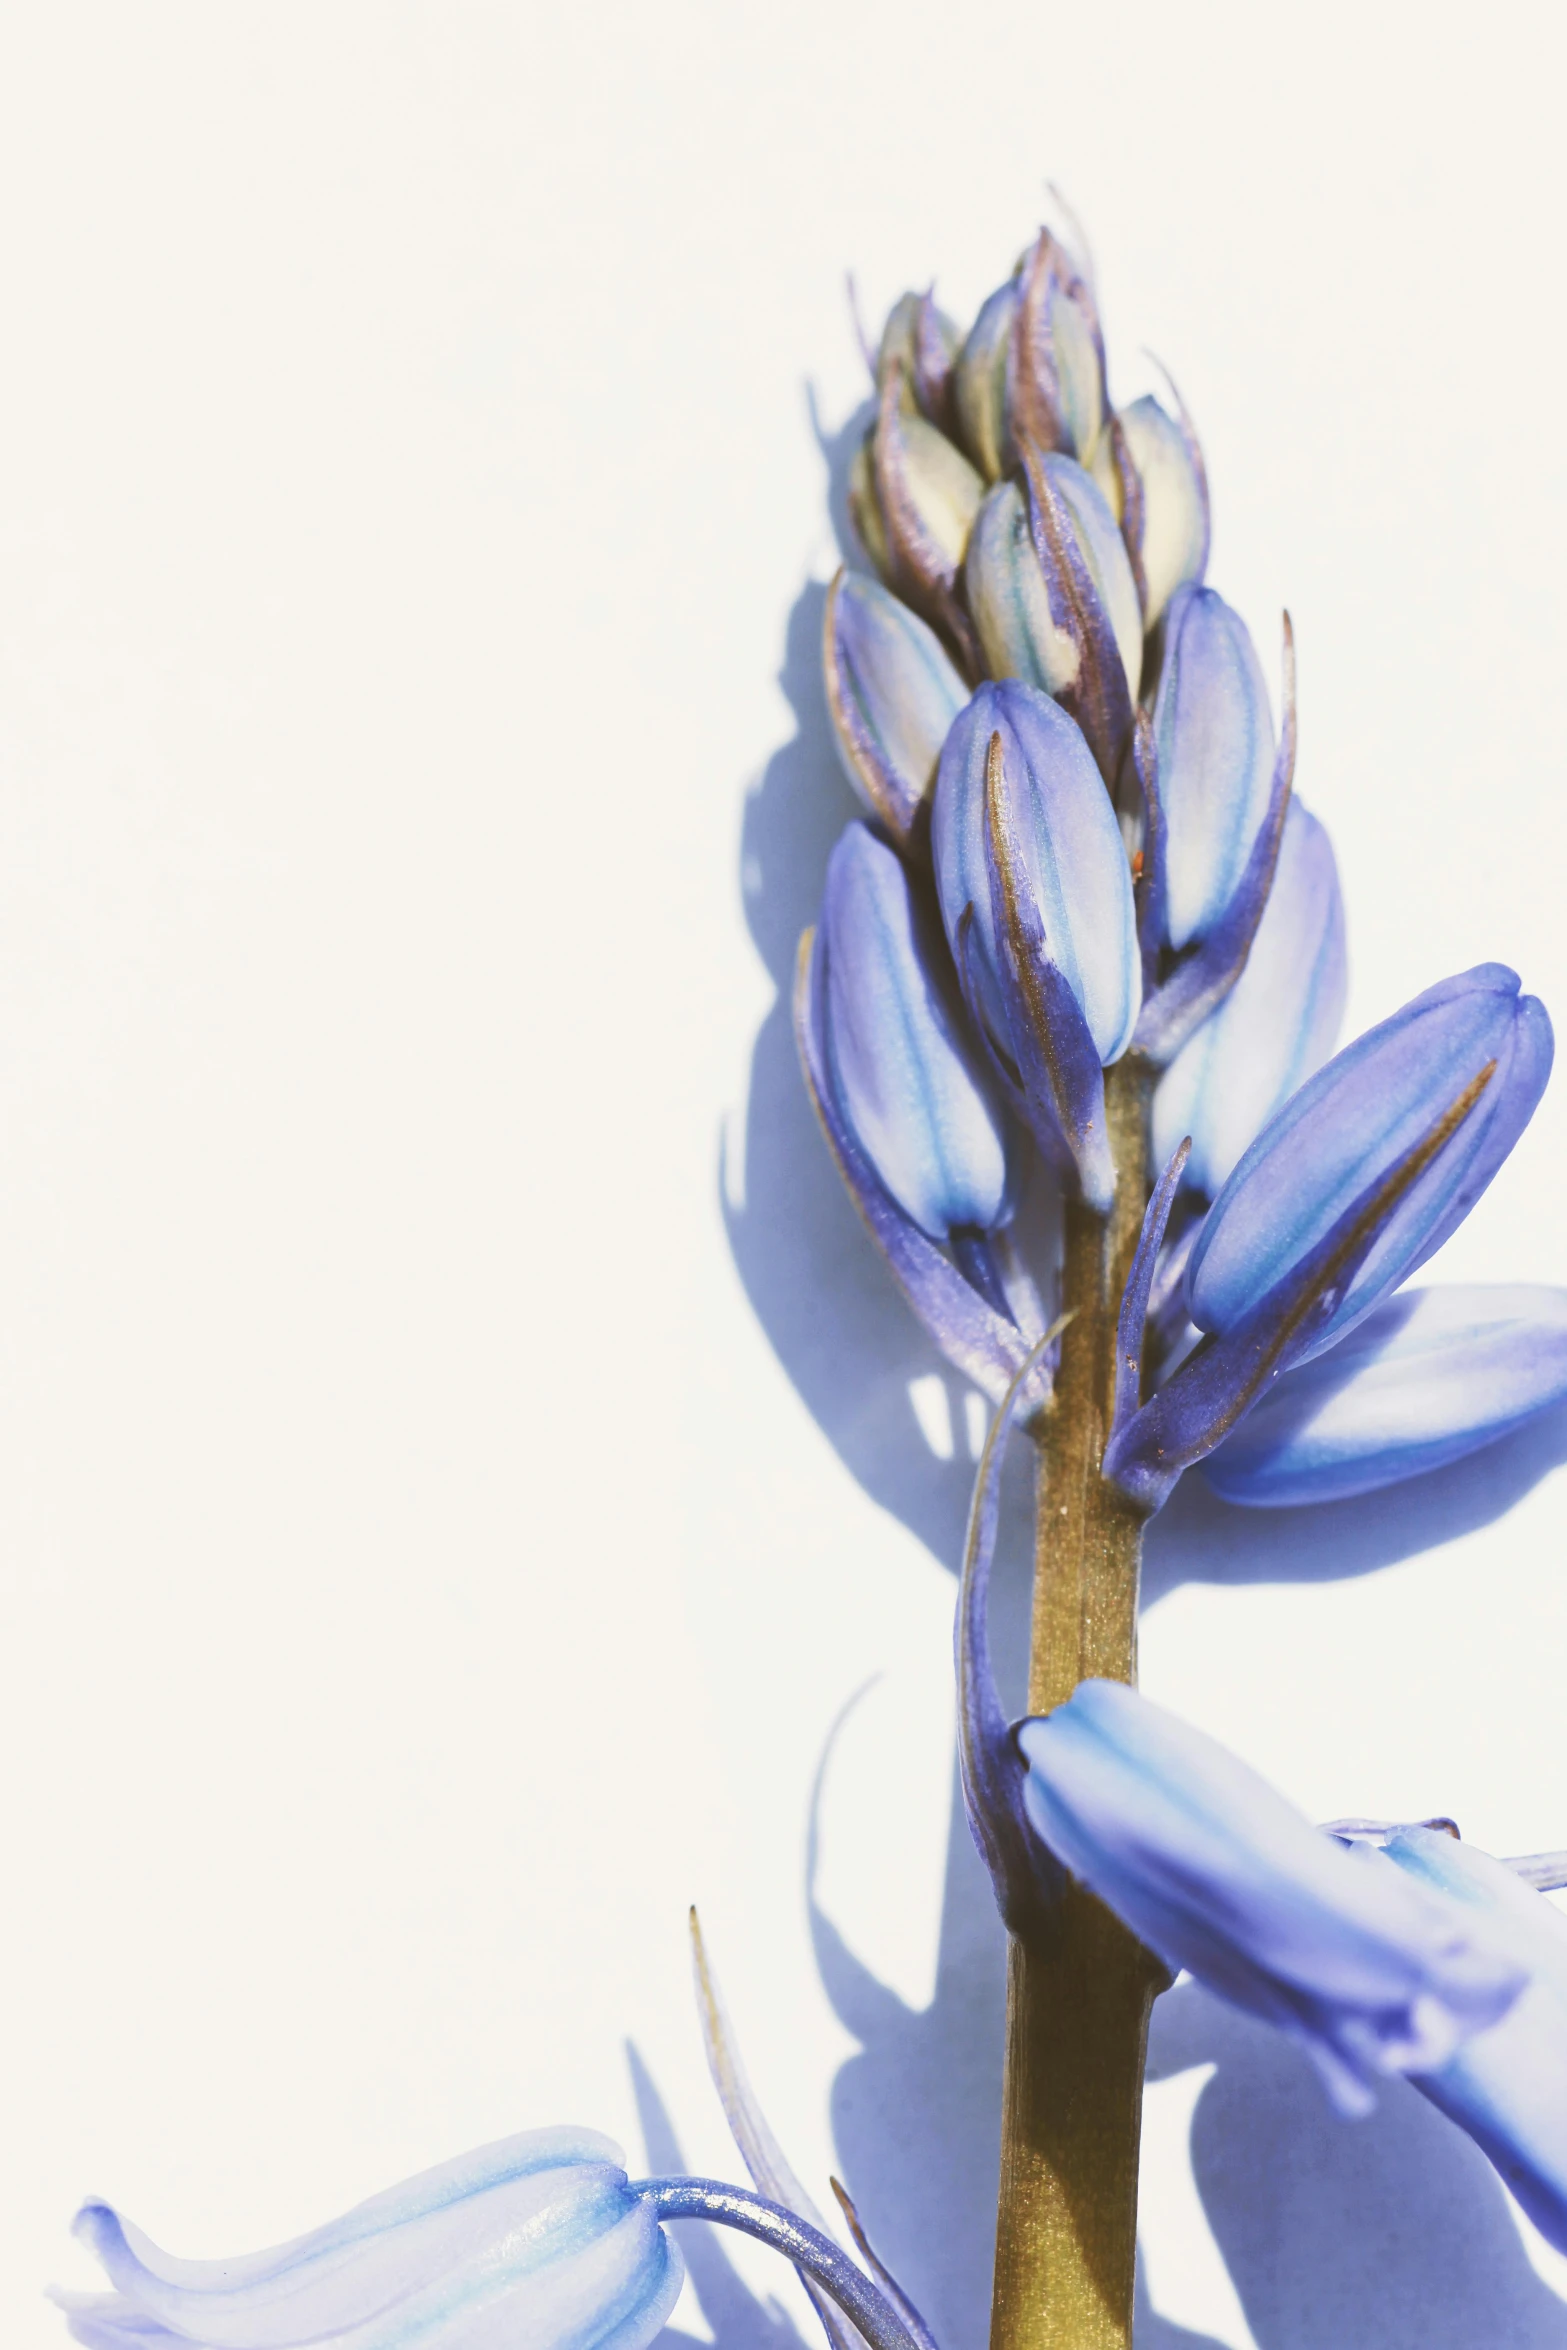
[1146,1980,1567,2348]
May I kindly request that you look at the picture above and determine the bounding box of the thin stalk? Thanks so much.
[989,1056,1161,2350]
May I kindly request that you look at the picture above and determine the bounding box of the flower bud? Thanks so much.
[56,2129,684,2350]
[932,681,1140,1069]
[822,821,1013,1241]
[822,571,967,844]
[1151,585,1277,950]
[855,372,986,667]
[965,460,1141,711]
[1009,229,1105,466]
[876,288,959,423]
[1153,799,1347,1196]
[1189,964,1554,1364]
[952,278,1018,481]
[1381,1825,1567,2256]
[1204,1283,1567,1507]
[1092,393,1210,627]
[1017,1681,1526,2115]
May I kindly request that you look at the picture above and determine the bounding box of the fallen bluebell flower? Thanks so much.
[1016,1681,1527,2115]
[1202,1283,1567,1506]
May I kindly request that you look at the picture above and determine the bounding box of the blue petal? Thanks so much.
[1202,1284,1567,1506]
[822,572,968,845]
[1153,800,1347,1196]
[1188,964,1554,1363]
[1380,1827,1567,2256]
[823,822,1013,1238]
[1018,1683,1526,2113]
[60,2134,685,2350]
[932,681,1139,1068]
[1153,586,1277,951]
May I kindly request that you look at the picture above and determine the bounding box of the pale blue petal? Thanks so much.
[1381,1828,1567,2255]
[1153,587,1276,951]
[823,573,967,843]
[823,822,1012,1239]
[1204,1284,1567,1506]
[1153,800,1346,1196]
[1018,1682,1524,2112]
[931,681,1139,1065]
[1188,965,1554,1362]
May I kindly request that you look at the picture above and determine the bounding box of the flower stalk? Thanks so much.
[991,1055,1159,2350]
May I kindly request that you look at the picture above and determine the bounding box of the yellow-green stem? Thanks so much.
[989,1059,1160,2350]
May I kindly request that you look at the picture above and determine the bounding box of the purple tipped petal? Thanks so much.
[1017,1683,1527,2115]
[794,928,1047,1408]
[1189,964,1555,1360]
[1154,799,1347,1195]
[952,279,1018,482]
[1380,1827,1567,2255]
[1202,1283,1567,1506]
[822,572,968,846]
[1008,229,1106,465]
[822,823,1013,1239]
[1152,586,1278,952]
[932,680,1140,1071]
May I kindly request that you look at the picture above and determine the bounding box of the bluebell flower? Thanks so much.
[1016,1682,1527,2115]
[1377,1826,1567,2254]
[822,572,968,847]
[1150,585,1278,953]
[1090,391,1210,629]
[965,457,1141,781]
[1152,798,1347,1198]
[822,821,1013,1246]
[1204,1284,1567,1506]
[1108,964,1553,1510]
[56,2128,684,2350]
[932,680,1139,1209]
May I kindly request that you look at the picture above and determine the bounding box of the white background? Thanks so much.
[3,7,1566,2347]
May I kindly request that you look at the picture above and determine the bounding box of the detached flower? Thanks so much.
[1380,1825,1567,2255]
[1153,798,1347,1198]
[822,571,968,846]
[57,2128,684,2350]
[1107,965,1553,1511]
[932,680,1139,1209]
[1016,1682,1526,2114]
[1204,1283,1567,1507]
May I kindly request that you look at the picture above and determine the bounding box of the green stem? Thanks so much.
[988,1058,1160,2350]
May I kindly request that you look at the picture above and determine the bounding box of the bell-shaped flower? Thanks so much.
[1107,965,1553,1512]
[1153,798,1347,1197]
[1090,391,1210,629]
[850,371,985,669]
[1016,1681,1527,2116]
[1151,585,1278,952]
[1008,228,1106,466]
[822,571,968,847]
[952,278,1018,482]
[932,681,1139,1210]
[1203,1283,1567,1506]
[1378,1825,1567,2255]
[55,2128,685,2350]
[822,821,1013,1245]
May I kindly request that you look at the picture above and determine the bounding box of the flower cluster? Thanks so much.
[803,228,1567,1508]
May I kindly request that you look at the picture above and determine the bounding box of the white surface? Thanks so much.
[2,8,1566,2349]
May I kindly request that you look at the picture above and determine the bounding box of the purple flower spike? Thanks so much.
[794,925,1049,1410]
[1380,1826,1567,2256]
[823,572,968,848]
[1153,799,1347,1196]
[1190,965,1553,1361]
[1204,1284,1567,1507]
[1017,1682,1527,2116]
